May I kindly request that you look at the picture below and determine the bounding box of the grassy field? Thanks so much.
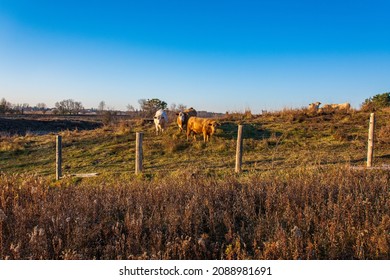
[0,108,389,259]
[1,109,389,176]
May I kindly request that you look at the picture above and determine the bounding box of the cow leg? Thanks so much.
[203,131,208,142]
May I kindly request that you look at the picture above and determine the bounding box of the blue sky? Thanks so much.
[1,0,389,113]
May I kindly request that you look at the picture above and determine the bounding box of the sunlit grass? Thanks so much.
[1,109,389,176]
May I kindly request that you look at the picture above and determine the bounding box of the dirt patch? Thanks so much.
[0,117,102,136]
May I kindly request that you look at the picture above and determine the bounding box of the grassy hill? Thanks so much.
[1,109,389,177]
[0,108,389,259]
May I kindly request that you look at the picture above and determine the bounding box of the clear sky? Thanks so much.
[1,0,389,113]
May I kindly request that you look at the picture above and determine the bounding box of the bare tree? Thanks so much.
[73,101,84,114]
[36,103,47,114]
[177,103,186,111]
[126,104,135,112]
[13,103,30,114]
[55,99,84,115]
[170,103,177,112]
[0,98,11,114]
[36,103,47,110]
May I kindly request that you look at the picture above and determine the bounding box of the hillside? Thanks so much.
[0,109,389,176]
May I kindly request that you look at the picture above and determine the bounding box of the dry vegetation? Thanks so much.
[0,109,389,259]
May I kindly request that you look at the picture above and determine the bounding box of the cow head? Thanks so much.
[207,120,219,135]
[176,111,187,124]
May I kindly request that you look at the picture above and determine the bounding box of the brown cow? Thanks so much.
[176,107,197,132]
[186,116,219,142]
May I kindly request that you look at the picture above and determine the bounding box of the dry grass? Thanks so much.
[378,122,390,144]
[0,136,25,152]
[0,167,388,260]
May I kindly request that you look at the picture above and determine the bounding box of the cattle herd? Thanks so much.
[153,101,351,142]
[153,107,220,142]
[308,102,351,113]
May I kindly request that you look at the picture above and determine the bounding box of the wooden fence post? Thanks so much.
[56,135,62,180]
[135,132,143,174]
[235,125,243,173]
[367,113,375,168]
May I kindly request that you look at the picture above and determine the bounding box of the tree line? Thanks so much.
[0,98,47,115]
[0,97,183,116]
[1,92,389,116]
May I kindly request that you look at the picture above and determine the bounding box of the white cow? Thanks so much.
[153,109,168,135]
[322,102,351,111]
[333,102,351,111]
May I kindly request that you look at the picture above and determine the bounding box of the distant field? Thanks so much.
[0,109,389,259]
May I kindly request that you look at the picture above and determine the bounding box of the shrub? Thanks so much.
[361,92,390,111]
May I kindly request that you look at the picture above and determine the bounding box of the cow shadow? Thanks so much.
[218,121,280,140]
